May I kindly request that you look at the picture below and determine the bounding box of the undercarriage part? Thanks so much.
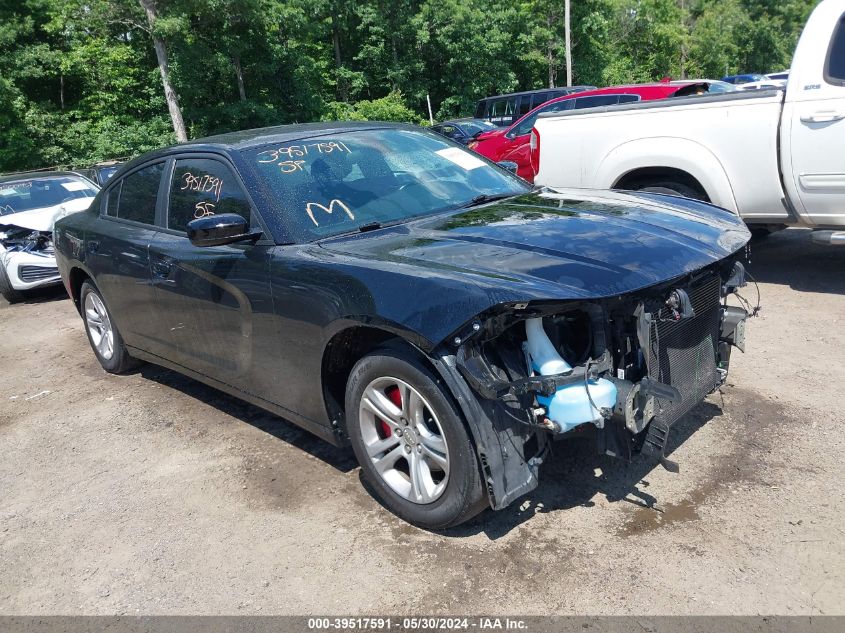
[810,230,845,246]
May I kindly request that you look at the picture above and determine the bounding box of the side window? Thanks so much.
[618,94,641,104]
[826,13,845,84]
[440,125,459,138]
[168,158,251,233]
[571,95,623,109]
[115,162,164,225]
[105,181,121,217]
[518,96,532,116]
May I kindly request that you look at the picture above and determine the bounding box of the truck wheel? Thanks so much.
[345,348,487,530]
[638,183,706,201]
[0,264,25,304]
[80,281,141,374]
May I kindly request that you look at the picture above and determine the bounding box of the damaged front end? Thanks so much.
[436,259,751,511]
[0,224,61,290]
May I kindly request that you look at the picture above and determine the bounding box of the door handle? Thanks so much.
[151,259,174,278]
[800,110,845,123]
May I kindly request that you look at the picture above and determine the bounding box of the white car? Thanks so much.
[531,0,845,244]
[0,172,99,303]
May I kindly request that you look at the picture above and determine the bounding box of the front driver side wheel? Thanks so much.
[80,281,141,374]
[345,348,487,530]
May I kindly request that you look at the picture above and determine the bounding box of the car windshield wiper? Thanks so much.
[459,192,522,209]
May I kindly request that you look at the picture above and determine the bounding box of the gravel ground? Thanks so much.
[0,228,843,615]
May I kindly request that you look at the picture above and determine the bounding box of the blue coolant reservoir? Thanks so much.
[524,318,617,432]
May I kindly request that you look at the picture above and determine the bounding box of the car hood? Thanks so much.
[319,189,750,300]
[0,197,94,232]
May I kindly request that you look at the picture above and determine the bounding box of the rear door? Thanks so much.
[147,155,276,394]
[86,161,167,356]
[783,7,845,225]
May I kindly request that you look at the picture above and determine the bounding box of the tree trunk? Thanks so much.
[232,55,247,101]
[330,13,347,101]
[139,0,188,143]
[565,0,572,87]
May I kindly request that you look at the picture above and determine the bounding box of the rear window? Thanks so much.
[109,162,163,225]
[0,176,97,216]
[826,12,845,84]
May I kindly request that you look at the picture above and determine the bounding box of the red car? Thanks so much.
[471,83,706,181]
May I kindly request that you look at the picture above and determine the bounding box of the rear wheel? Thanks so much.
[0,264,25,304]
[345,348,487,529]
[80,281,141,374]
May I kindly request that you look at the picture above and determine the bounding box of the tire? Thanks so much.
[345,348,487,529]
[0,264,25,304]
[80,281,141,374]
[638,183,705,201]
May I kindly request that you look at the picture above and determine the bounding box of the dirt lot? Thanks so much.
[1,228,843,615]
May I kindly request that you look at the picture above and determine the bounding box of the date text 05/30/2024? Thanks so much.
[307,618,528,630]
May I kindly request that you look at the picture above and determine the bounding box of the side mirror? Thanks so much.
[187,213,262,247]
[497,161,519,175]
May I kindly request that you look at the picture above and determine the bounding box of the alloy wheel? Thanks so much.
[358,376,450,504]
[84,292,114,361]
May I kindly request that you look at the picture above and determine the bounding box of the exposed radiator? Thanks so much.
[647,274,722,427]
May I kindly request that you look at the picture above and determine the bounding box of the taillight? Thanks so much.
[529,129,540,176]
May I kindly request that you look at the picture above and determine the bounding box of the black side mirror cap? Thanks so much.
[186,213,262,247]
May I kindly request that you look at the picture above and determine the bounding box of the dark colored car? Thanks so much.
[474,86,596,126]
[54,122,751,529]
[81,162,123,187]
[721,73,767,85]
[430,118,498,145]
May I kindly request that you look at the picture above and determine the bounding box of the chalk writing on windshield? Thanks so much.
[306,199,354,227]
[194,201,216,219]
[180,172,223,202]
[0,181,32,192]
[0,204,15,215]
[256,141,352,174]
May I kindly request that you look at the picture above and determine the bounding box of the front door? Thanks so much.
[783,7,845,226]
[148,156,275,395]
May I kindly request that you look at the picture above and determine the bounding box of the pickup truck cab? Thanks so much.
[532,0,845,244]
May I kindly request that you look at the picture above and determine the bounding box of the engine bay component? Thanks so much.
[523,317,617,433]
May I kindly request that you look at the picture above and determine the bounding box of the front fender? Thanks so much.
[595,137,739,213]
[428,351,540,511]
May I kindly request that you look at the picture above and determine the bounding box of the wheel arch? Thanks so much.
[320,324,445,434]
[597,137,739,212]
[67,265,94,314]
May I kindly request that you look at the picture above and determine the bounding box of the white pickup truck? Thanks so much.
[532,0,845,244]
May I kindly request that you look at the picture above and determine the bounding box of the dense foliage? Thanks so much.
[0,0,817,171]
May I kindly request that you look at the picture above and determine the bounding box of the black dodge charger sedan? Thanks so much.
[54,122,751,529]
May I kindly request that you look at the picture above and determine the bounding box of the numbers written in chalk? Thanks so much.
[256,141,352,174]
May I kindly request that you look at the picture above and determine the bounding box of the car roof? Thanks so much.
[188,121,416,150]
[0,170,89,184]
[110,121,423,176]
[478,86,594,100]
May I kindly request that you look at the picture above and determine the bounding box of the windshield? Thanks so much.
[459,121,497,136]
[0,175,98,216]
[245,128,529,242]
